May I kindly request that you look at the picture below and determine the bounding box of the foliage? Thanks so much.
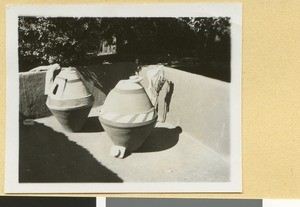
[181,17,230,35]
[19,17,107,71]
[19,17,231,72]
[179,17,231,60]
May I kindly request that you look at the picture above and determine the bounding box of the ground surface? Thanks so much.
[20,107,229,183]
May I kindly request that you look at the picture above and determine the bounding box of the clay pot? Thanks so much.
[99,76,157,156]
[46,67,94,132]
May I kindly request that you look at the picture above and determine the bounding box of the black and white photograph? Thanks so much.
[6,3,242,193]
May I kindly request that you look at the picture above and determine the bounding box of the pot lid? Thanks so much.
[115,75,143,91]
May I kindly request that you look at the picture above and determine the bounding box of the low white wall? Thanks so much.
[139,65,230,158]
[19,71,52,119]
[19,62,136,118]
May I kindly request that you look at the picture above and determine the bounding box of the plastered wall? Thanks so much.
[1,0,300,199]
[140,66,230,158]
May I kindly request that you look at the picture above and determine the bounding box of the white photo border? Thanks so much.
[5,3,242,193]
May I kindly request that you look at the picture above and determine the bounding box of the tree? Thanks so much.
[19,17,106,71]
[19,17,231,72]
[180,17,231,60]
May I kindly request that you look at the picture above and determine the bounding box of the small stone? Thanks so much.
[23,119,34,126]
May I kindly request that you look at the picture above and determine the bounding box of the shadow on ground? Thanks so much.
[136,126,182,153]
[80,116,104,133]
[19,121,123,183]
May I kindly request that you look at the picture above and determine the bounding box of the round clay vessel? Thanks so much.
[46,67,94,132]
[99,75,157,152]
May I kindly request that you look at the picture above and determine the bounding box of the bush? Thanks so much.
[18,17,231,72]
[19,17,105,71]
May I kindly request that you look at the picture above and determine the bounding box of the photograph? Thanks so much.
[6,3,242,193]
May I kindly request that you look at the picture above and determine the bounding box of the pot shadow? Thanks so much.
[19,120,123,183]
[80,116,104,133]
[136,126,182,153]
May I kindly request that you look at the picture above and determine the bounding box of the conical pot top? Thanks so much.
[100,75,157,126]
[46,67,94,132]
[47,67,94,110]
